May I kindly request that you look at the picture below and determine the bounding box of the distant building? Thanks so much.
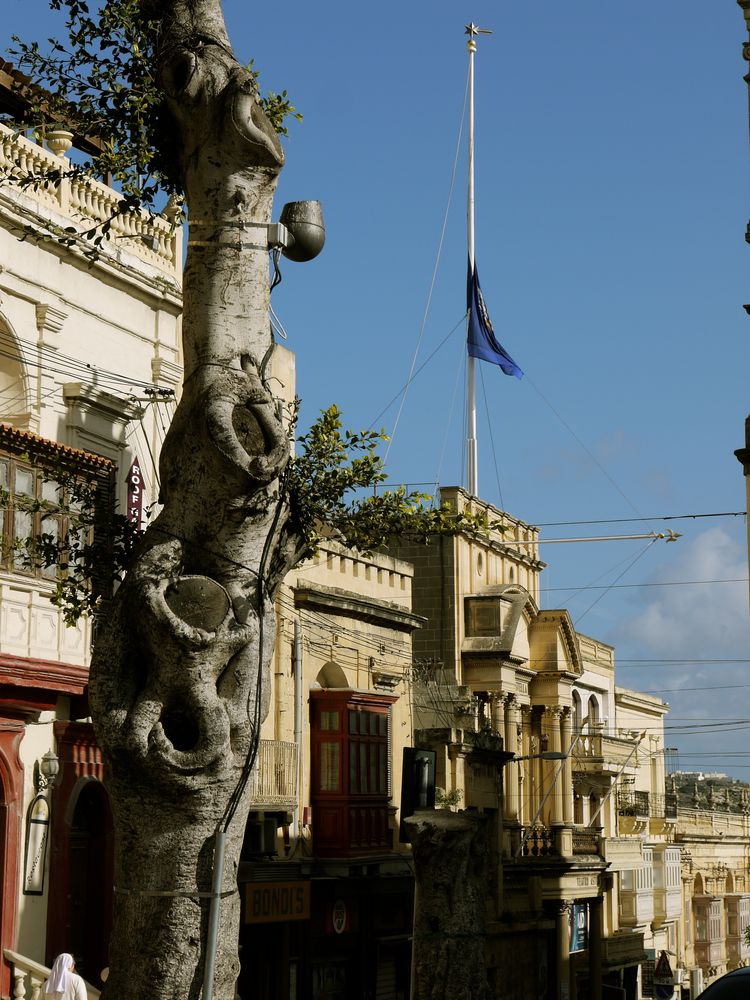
[393,488,678,1000]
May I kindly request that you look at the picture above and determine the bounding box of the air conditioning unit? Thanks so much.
[690,968,704,997]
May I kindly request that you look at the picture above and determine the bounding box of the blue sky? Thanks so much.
[6,1,750,777]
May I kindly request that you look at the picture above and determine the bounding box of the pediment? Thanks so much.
[528,609,582,677]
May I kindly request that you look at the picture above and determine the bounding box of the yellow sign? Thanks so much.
[245,881,311,924]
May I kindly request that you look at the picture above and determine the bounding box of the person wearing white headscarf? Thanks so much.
[43,954,86,1000]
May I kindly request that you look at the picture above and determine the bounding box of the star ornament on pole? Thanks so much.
[464,23,493,38]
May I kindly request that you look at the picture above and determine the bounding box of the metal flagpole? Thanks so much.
[465,23,491,497]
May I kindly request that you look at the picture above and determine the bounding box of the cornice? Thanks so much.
[293,582,426,633]
[0,652,88,696]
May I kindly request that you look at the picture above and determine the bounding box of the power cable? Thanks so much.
[546,577,748,592]
[545,540,656,608]
[524,375,653,530]
[535,511,747,528]
[384,65,469,461]
[368,313,466,432]
[573,538,657,625]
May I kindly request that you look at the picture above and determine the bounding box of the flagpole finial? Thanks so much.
[465,23,492,53]
[464,23,493,38]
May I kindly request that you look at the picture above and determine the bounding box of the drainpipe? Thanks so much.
[202,829,226,1000]
[293,619,304,845]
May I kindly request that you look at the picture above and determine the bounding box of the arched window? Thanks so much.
[0,321,28,427]
[315,660,349,689]
[572,690,582,733]
[587,694,600,729]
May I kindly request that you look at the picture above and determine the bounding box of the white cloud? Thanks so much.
[615,527,749,657]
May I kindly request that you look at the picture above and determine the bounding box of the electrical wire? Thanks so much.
[383,65,469,462]
[0,338,174,395]
[573,538,657,625]
[546,577,748,592]
[368,313,467,432]
[545,539,658,608]
[523,375,653,530]
[534,511,747,528]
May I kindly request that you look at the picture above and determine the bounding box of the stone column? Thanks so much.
[561,707,574,825]
[491,692,504,735]
[589,895,603,1000]
[520,705,532,824]
[504,695,519,823]
[555,902,571,1000]
[546,708,564,826]
[535,709,547,823]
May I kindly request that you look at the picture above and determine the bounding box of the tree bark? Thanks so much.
[403,810,491,1000]
[89,4,293,998]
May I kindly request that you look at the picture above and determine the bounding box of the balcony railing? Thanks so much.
[520,824,555,858]
[4,950,100,1000]
[651,792,677,819]
[0,123,180,277]
[617,789,650,818]
[246,739,298,809]
[577,732,639,769]
[572,828,600,856]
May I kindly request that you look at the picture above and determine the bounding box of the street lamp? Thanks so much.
[512,751,567,763]
[36,750,60,793]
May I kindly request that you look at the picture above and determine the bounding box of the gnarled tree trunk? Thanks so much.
[89,4,295,998]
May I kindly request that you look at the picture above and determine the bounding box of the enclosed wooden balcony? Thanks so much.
[694,895,725,971]
[725,894,750,967]
[619,847,655,928]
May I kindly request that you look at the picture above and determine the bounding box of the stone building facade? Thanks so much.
[0,69,181,998]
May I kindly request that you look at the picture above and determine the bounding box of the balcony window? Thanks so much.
[0,457,89,580]
[310,689,397,858]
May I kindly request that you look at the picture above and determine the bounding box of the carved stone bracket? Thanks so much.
[35,303,67,350]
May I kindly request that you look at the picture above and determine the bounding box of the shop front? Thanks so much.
[238,866,413,1000]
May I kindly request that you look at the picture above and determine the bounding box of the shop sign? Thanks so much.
[23,795,50,895]
[126,458,144,529]
[569,902,588,953]
[244,881,310,924]
[332,899,347,934]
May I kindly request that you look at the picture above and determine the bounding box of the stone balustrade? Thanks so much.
[4,950,100,1000]
[571,827,601,856]
[0,123,180,277]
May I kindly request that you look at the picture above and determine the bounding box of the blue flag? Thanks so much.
[467,262,523,378]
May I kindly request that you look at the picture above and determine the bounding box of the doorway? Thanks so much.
[67,782,113,986]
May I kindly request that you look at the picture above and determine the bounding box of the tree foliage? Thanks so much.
[22,406,492,625]
[287,404,490,554]
[7,0,301,213]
